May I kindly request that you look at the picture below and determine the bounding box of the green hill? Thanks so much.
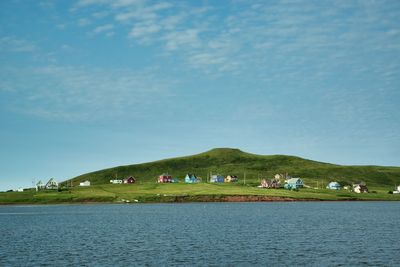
[65,148,400,187]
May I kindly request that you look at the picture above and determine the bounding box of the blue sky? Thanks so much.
[0,0,399,191]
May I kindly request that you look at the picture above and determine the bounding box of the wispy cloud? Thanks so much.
[0,36,36,52]
[0,65,175,121]
[71,0,400,78]
[78,18,91,27]
[129,23,160,39]
[92,24,114,34]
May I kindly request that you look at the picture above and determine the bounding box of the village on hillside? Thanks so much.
[25,173,400,195]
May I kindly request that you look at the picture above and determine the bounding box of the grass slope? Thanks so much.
[66,148,400,187]
[2,184,400,204]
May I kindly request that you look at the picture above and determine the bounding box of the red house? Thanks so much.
[158,173,172,183]
[123,176,136,184]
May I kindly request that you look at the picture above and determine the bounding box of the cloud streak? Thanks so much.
[92,24,114,34]
[0,36,36,52]
[70,0,398,78]
[0,65,175,121]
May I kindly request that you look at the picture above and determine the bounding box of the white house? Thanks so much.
[110,179,123,184]
[45,178,58,190]
[36,180,45,191]
[79,180,91,187]
[16,187,24,192]
[393,186,400,194]
[326,181,341,190]
[353,184,368,193]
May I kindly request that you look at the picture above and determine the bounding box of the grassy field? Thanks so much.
[66,148,400,188]
[1,182,400,204]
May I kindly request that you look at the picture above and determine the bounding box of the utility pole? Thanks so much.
[243,172,246,185]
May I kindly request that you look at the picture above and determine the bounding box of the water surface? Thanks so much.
[1,202,399,266]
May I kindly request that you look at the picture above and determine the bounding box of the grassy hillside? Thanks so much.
[65,148,400,187]
[2,183,400,204]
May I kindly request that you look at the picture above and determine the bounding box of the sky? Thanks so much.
[0,0,399,191]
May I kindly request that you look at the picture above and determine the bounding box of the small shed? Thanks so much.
[210,174,224,183]
[326,181,341,190]
[123,176,136,184]
[185,174,198,183]
[284,178,303,189]
[45,178,59,190]
[79,180,91,187]
[158,174,172,183]
[225,175,238,183]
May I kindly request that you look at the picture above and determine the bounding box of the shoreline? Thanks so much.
[1,194,398,205]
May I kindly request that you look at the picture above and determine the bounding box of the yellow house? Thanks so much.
[225,175,238,183]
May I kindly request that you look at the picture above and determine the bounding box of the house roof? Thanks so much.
[46,178,57,184]
[287,178,302,183]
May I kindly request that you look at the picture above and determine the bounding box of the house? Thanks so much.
[45,178,58,190]
[110,179,123,184]
[274,173,288,182]
[210,174,225,183]
[225,175,238,183]
[123,176,136,184]
[326,181,341,190]
[258,178,281,188]
[36,180,45,191]
[16,187,24,192]
[353,183,368,193]
[185,174,199,183]
[393,185,400,194]
[158,174,172,183]
[284,178,304,189]
[269,178,281,188]
[79,180,91,187]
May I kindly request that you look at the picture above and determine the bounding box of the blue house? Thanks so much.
[284,178,304,189]
[210,174,224,183]
[326,181,341,190]
[185,174,198,183]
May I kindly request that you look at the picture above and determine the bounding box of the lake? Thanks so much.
[0,202,399,266]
